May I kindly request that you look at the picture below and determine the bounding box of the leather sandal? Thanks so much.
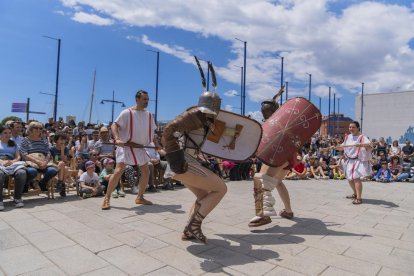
[248,216,271,227]
[181,226,196,241]
[186,201,207,243]
[279,209,294,219]
[101,197,111,210]
[352,198,362,205]
[346,194,357,199]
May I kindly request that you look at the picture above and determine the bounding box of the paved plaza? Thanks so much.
[1,178,414,276]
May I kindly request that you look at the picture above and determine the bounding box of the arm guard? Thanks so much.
[165,149,188,174]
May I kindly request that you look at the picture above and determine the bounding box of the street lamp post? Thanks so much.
[361,82,364,132]
[319,97,322,135]
[43,35,61,122]
[285,81,289,101]
[101,90,126,123]
[279,56,284,106]
[328,86,331,137]
[235,38,247,115]
[333,93,336,137]
[147,50,160,123]
[307,73,312,101]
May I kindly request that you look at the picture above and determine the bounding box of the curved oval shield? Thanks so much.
[257,97,322,167]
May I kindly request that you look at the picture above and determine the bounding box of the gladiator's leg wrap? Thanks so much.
[262,174,279,217]
[249,173,272,227]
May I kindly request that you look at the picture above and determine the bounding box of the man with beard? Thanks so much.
[101,90,157,210]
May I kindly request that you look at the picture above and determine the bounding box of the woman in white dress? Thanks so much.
[336,121,373,204]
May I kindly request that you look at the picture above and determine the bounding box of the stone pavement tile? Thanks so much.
[25,229,76,252]
[156,231,217,254]
[294,210,328,220]
[374,222,408,234]
[21,203,53,213]
[378,267,412,276]
[0,228,28,250]
[80,265,128,276]
[361,235,414,253]
[203,266,246,275]
[204,221,251,236]
[18,265,66,276]
[47,217,92,235]
[145,266,188,276]
[344,238,394,256]
[338,224,403,240]
[111,230,169,253]
[7,217,52,235]
[51,203,83,214]
[320,266,359,276]
[198,246,275,275]
[69,230,123,253]
[148,245,221,275]
[98,244,164,275]
[390,248,414,262]
[0,219,9,230]
[343,247,414,274]
[0,209,33,222]
[377,214,412,228]
[241,234,307,256]
[124,220,174,237]
[30,210,69,223]
[265,266,306,276]
[323,214,379,229]
[298,247,381,276]
[400,229,414,242]
[0,245,53,275]
[84,217,133,236]
[45,245,109,275]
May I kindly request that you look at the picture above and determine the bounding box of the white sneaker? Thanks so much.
[131,185,139,194]
[13,199,24,208]
[118,190,126,197]
[111,190,119,198]
[0,202,4,211]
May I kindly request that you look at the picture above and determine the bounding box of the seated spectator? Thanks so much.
[99,158,125,197]
[376,137,388,158]
[0,125,26,210]
[307,156,329,179]
[402,140,414,157]
[320,161,332,179]
[20,122,58,192]
[87,130,100,152]
[94,127,115,160]
[373,161,392,182]
[388,155,402,181]
[79,149,102,175]
[239,158,253,180]
[398,153,413,181]
[75,132,89,158]
[146,142,171,191]
[222,160,235,179]
[285,154,307,180]
[50,132,71,197]
[389,140,401,157]
[10,121,24,148]
[79,160,105,199]
[319,149,331,166]
[330,157,345,180]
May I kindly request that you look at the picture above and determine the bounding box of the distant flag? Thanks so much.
[11,103,27,113]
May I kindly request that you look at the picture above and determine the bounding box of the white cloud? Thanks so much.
[72,11,114,26]
[54,10,66,16]
[224,105,233,112]
[60,0,414,98]
[247,110,263,123]
[224,89,238,97]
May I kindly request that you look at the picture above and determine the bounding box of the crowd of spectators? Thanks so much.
[1,117,413,211]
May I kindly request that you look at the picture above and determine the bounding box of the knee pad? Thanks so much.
[263,191,276,207]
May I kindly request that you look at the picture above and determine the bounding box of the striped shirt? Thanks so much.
[20,137,50,157]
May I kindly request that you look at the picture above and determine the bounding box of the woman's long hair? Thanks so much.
[0,125,16,147]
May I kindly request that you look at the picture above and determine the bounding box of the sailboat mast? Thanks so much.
[88,69,96,124]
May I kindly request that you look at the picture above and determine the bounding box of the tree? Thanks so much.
[1,116,23,126]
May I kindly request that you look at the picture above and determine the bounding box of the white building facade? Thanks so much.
[355,90,414,142]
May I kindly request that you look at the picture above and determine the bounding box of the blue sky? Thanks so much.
[1,0,414,124]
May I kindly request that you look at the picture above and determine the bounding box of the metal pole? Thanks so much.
[243,41,247,115]
[333,93,336,137]
[88,69,96,124]
[308,73,312,101]
[280,56,284,106]
[240,67,243,115]
[328,86,331,137]
[285,81,289,101]
[361,82,364,132]
[53,39,61,122]
[155,51,160,123]
[337,98,340,133]
[319,97,321,135]
[111,90,115,123]
[206,61,210,91]
[26,98,30,123]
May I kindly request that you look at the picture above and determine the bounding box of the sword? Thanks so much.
[102,142,158,149]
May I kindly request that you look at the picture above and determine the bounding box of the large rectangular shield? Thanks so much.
[256,97,322,167]
[187,109,262,162]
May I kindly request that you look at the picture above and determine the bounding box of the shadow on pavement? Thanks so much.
[361,198,399,208]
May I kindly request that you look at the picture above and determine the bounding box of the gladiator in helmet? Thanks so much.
[162,56,227,244]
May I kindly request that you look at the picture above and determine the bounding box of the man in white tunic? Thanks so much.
[101,90,157,210]
[338,121,372,204]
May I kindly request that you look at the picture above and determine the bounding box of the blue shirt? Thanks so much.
[0,142,17,160]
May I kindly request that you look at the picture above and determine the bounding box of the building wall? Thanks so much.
[355,90,414,141]
[320,114,353,137]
